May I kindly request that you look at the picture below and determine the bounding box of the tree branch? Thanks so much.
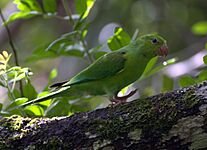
[1,81,207,149]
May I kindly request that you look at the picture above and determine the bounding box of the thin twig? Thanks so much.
[0,8,24,96]
[81,39,94,63]
[61,0,75,26]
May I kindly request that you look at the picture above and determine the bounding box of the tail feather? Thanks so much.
[20,86,71,107]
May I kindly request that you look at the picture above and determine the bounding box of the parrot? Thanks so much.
[19,33,168,107]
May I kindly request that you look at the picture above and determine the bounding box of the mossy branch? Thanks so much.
[0,81,207,149]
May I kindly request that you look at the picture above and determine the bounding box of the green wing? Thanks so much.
[62,51,126,87]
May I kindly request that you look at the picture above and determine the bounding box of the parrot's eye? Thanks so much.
[151,38,158,44]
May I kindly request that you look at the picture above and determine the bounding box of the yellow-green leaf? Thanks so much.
[24,105,44,116]
[179,75,196,87]
[192,21,207,35]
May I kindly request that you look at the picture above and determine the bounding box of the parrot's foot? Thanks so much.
[109,89,138,107]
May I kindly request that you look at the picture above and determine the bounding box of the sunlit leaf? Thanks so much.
[75,0,96,19]
[5,0,43,24]
[163,58,177,66]
[192,21,207,35]
[0,51,11,66]
[43,0,56,13]
[83,0,96,19]
[0,54,4,61]
[82,29,88,38]
[49,68,58,80]
[39,99,51,107]
[142,57,158,77]
[162,75,174,92]
[2,51,8,58]
[32,91,51,107]
[140,57,178,80]
[6,97,28,110]
[24,105,44,117]
[107,27,131,51]
[179,75,196,87]
[8,67,31,83]
[14,0,42,12]
[6,11,41,24]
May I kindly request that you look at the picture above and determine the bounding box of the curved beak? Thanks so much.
[158,43,168,57]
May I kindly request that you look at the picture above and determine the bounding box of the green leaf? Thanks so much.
[46,31,80,51]
[162,75,174,92]
[142,57,158,77]
[6,11,41,24]
[43,0,57,13]
[179,75,196,87]
[75,0,96,19]
[83,0,96,19]
[13,89,21,98]
[37,91,51,107]
[192,21,207,35]
[94,51,107,59]
[49,68,58,80]
[107,27,131,51]
[7,66,31,83]
[5,0,42,24]
[6,97,28,110]
[23,81,37,100]
[0,103,2,111]
[198,70,207,82]
[14,0,42,12]
[140,57,178,80]
[75,0,87,15]
[203,55,207,65]
[45,98,72,117]
[45,31,84,57]
[26,45,57,62]
[24,105,44,117]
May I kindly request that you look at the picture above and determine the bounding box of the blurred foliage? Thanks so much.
[179,54,207,87]
[192,21,207,35]
[107,27,131,51]
[0,0,207,117]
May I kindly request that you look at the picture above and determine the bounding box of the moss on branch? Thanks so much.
[0,82,207,149]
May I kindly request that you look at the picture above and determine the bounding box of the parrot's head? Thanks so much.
[138,33,168,58]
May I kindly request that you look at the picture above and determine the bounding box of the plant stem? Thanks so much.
[61,0,75,27]
[0,8,24,97]
[81,39,94,63]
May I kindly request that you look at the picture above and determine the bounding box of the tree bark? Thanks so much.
[1,81,207,150]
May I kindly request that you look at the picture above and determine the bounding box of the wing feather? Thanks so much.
[62,51,126,87]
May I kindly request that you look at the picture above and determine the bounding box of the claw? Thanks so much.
[109,89,138,107]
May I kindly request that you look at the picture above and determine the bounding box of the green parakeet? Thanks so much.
[20,33,168,107]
